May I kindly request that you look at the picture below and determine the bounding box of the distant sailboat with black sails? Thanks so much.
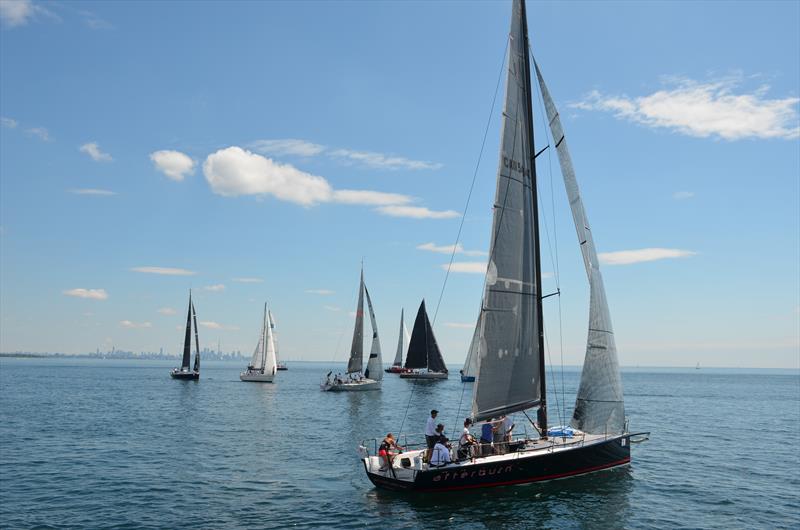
[399,300,448,380]
[358,0,648,491]
[170,290,200,380]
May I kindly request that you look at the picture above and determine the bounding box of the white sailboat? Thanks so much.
[459,314,480,382]
[385,309,411,374]
[359,0,648,491]
[240,303,277,382]
[321,267,383,391]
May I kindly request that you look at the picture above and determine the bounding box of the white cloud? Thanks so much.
[63,288,108,300]
[120,320,152,329]
[417,242,488,256]
[444,322,475,329]
[672,191,695,200]
[324,305,342,312]
[130,266,197,276]
[150,150,195,181]
[80,142,112,162]
[332,189,413,206]
[598,248,697,265]
[250,139,326,157]
[306,289,335,296]
[232,277,263,283]
[199,321,239,331]
[329,148,443,171]
[1,117,17,128]
[0,0,57,27]
[203,284,225,292]
[571,76,800,140]
[443,262,487,274]
[69,188,117,196]
[79,10,113,30]
[27,127,50,141]
[157,307,176,315]
[377,205,460,219]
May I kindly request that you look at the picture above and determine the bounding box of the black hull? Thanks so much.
[366,435,630,492]
[170,371,199,380]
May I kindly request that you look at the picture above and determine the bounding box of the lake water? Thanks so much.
[1,358,798,529]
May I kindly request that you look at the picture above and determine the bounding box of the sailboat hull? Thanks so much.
[384,365,409,374]
[169,369,199,380]
[240,371,275,382]
[364,434,631,492]
[321,379,380,391]
[460,375,475,382]
[399,371,448,380]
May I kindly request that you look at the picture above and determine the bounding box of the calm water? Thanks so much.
[0,358,798,529]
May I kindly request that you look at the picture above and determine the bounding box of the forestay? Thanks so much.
[471,0,541,423]
[534,61,625,435]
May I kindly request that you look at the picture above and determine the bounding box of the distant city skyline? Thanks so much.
[1,0,798,368]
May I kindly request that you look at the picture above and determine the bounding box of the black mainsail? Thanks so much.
[404,300,447,373]
[181,292,193,371]
[191,300,200,373]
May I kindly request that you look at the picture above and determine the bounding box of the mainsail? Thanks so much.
[263,305,278,376]
[269,310,279,363]
[404,300,447,373]
[249,304,268,370]
[191,301,200,372]
[471,0,542,423]
[534,62,625,435]
[363,286,383,381]
[181,292,193,370]
[392,309,410,367]
[346,270,365,374]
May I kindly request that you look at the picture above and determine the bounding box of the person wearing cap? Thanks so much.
[430,436,452,466]
[458,418,477,460]
[378,433,403,471]
[425,409,439,463]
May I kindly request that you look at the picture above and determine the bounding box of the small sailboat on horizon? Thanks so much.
[385,309,411,374]
[399,300,448,380]
[240,303,278,383]
[321,267,383,391]
[170,290,200,380]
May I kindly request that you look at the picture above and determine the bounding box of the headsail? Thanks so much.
[363,286,383,381]
[268,310,279,363]
[534,61,625,435]
[181,292,193,370]
[471,0,542,423]
[392,309,410,367]
[461,313,481,379]
[405,300,446,372]
[263,305,278,376]
[347,269,365,374]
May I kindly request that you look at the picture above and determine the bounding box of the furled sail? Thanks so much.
[461,313,481,379]
[392,309,410,367]
[534,61,625,435]
[181,292,193,370]
[363,286,383,381]
[263,305,278,376]
[404,300,447,373]
[191,301,200,372]
[347,270,365,374]
[471,0,541,423]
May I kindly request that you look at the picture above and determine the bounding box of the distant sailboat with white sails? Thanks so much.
[385,309,411,374]
[240,303,277,383]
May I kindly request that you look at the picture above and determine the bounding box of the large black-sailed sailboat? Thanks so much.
[170,291,200,380]
[399,300,448,380]
[358,0,647,491]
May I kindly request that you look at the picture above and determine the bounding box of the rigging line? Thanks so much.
[431,38,509,327]
[450,380,469,440]
[542,312,565,429]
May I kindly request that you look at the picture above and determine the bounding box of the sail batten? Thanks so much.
[534,61,625,435]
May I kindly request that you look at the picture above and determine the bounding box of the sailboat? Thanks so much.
[240,303,278,382]
[358,0,647,491]
[399,300,448,380]
[271,311,288,370]
[321,267,383,391]
[170,290,200,380]
[459,315,480,382]
[385,309,411,374]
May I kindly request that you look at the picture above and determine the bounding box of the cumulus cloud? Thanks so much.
[250,139,326,157]
[203,284,225,292]
[232,277,263,283]
[63,288,108,300]
[305,289,335,296]
[203,147,455,218]
[329,148,443,170]
[672,191,695,200]
[1,117,17,128]
[0,0,57,27]
[120,320,152,329]
[443,262,487,274]
[69,188,117,196]
[150,150,195,181]
[571,75,800,140]
[417,242,487,256]
[80,142,112,162]
[377,205,460,219]
[27,127,51,141]
[598,248,697,265]
[130,266,196,276]
[157,307,177,315]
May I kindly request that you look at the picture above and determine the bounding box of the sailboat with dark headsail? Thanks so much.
[321,267,383,391]
[358,0,647,491]
[170,291,200,380]
[399,300,448,380]
[385,309,411,374]
[240,303,277,382]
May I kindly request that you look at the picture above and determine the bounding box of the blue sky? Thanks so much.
[1,0,798,368]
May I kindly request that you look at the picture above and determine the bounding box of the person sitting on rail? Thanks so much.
[378,433,403,471]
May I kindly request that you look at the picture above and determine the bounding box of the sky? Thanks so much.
[0,0,798,368]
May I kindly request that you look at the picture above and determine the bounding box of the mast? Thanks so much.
[520,0,547,437]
